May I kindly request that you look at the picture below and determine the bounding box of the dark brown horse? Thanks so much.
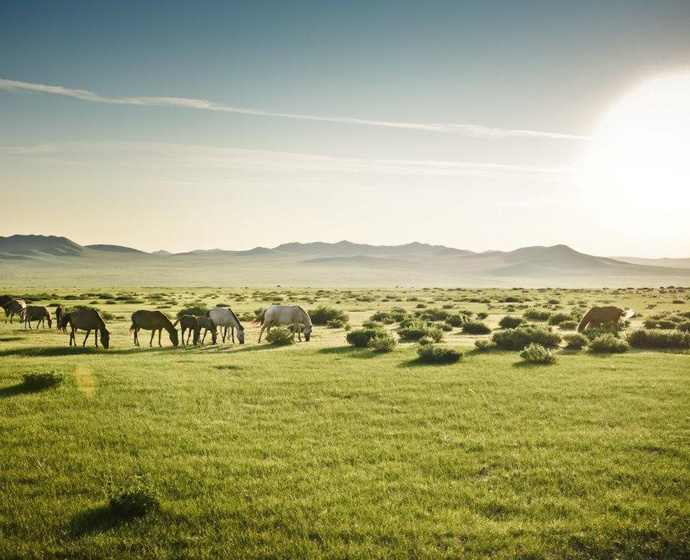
[130,310,179,347]
[578,306,634,333]
[61,308,110,349]
[4,299,26,324]
[198,315,217,344]
[173,315,200,346]
[23,305,52,329]
[55,305,66,331]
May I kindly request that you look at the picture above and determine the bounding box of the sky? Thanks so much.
[1,0,689,257]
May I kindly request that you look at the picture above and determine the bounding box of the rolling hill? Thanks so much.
[0,235,688,287]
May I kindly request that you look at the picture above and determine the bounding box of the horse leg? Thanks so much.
[231,327,235,344]
[296,322,302,341]
[94,329,99,347]
[83,330,90,347]
[158,329,162,347]
[258,323,266,343]
[149,329,155,347]
[134,328,140,347]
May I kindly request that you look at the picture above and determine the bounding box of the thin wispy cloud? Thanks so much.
[0,78,588,141]
[1,141,581,181]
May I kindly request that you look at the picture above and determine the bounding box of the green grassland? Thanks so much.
[1,286,689,558]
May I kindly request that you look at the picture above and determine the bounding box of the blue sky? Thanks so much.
[1,1,689,255]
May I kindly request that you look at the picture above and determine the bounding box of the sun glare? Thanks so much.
[584,72,690,234]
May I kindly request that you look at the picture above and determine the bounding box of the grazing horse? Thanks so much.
[23,305,52,329]
[173,315,201,346]
[198,315,217,344]
[130,310,179,347]
[55,305,66,331]
[254,305,313,343]
[206,307,245,344]
[578,306,634,333]
[0,295,12,310]
[4,299,26,324]
[62,308,110,349]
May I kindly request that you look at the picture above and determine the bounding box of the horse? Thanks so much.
[130,310,179,347]
[206,307,245,344]
[23,305,52,329]
[4,299,26,324]
[55,305,66,331]
[173,315,200,346]
[61,308,110,349]
[198,315,217,344]
[253,305,313,343]
[0,295,12,310]
[577,306,634,333]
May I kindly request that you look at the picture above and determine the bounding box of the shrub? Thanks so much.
[310,306,348,326]
[265,327,295,345]
[563,333,588,350]
[589,334,630,353]
[22,371,64,390]
[477,312,488,320]
[418,336,434,346]
[398,322,443,342]
[176,306,206,319]
[346,327,386,348]
[417,345,462,364]
[492,326,562,351]
[559,320,578,331]
[520,343,556,364]
[498,316,523,329]
[446,314,468,327]
[474,339,495,352]
[582,325,618,341]
[107,474,160,518]
[676,321,690,332]
[326,319,347,329]
[462,321,491,335]
[627,329,690,350]
[523,309,551,321]
[367,333,397,352]
[547,312,572,326]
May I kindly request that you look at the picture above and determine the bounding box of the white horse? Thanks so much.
[206,307,245,344]
[254,305,313,343]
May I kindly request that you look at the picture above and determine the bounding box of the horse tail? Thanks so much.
[577,308,592,333]
[129,322,136,335]
[622,308,635,320]
[252,309,266,325]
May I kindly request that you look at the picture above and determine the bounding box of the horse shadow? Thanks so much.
[0,346,105,358]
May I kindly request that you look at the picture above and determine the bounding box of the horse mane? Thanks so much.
[297,306,312,325]
[228,307,244,330]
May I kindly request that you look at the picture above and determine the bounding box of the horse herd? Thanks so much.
[0,295,314,350]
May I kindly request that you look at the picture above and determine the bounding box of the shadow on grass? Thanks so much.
[0,382,58,399]
[398,358,459,368]
[0,336,24,342]
[318,346,379,359]
[0,346,106,358]
[512,361,557,369]
[69,505,131,537]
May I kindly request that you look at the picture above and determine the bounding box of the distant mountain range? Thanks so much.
[0,234,688,287]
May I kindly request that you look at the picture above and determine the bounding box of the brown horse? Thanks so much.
[55,305,66,331]
[0,295,12,310]
[130,310,179,347]
[173,315,200,346]
[61,308,110,348]
[578,306,634,333]
[23,305,52,329]
[198,316,217,344]
[4,299,26,324]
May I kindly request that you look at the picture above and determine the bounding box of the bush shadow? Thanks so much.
[318,346,379,359]
[69,505,128,537]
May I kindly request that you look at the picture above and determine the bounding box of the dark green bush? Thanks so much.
[346,327,387,348]
[176,306,206,319]
[582,325,619,341]
[563,333,588,350]
[265,327,295,345]
[492,326,562,351]
[326,318,347,329]
[462,321,491,335]
[446,314,468,327]
[676,322,690,332]
[368,333,397,352]
[474,339,495,352]
[107,474,160,518]
[627,329,690,349]
[22,371,64,390]
[589,334,630,353]
[498,316,523,329]
[417,345,462,364]
[520,343,556,364]
[559,320,578,331]
[398,322,443,342]
[547,312,572,326]
[523,309,551,321]
[310,306,348,326]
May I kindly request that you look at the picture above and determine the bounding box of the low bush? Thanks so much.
[582,325,618,341]
[492,326,561,351]
[474,339,495,352]
[417,345,462,364]
[22,371,64,390]
[547,312,572,326]
[310,306,348,326]
[627,329,690,349]
[326,319,347,329]
[176,306,206,319]
[589,333,630,353]
[398,322,443,342]
[477,312,489,320]
[462,321,491,335]
[346,327,387,348]
[367,332,397,352]
[559,320,578,331]
[519,343,556,364]
[107,474,160,518]
[523,309,551,321]
[676,321,690,332]
[445,314,468,327]
[498,316,523,329]
[563,333,588,350]
[265,327,295,345]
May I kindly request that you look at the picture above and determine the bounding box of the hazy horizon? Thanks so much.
[1,1,689,257]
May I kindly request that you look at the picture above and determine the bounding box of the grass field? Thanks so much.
[1,286,689,558]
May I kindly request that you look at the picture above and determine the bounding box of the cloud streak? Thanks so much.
[0,78,588,141]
